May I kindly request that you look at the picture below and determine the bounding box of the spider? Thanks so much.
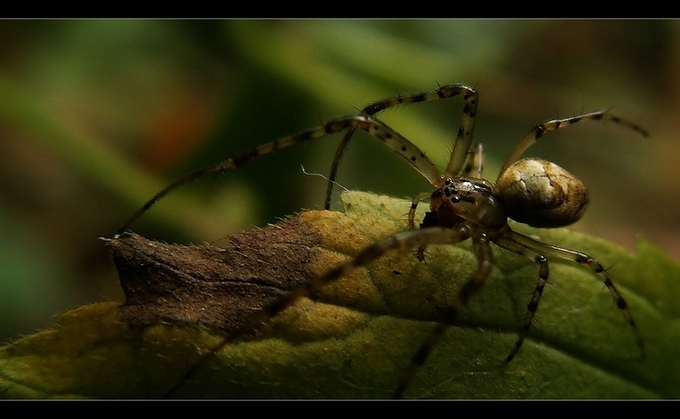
[116,83,648,398]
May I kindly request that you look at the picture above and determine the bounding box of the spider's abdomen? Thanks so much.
[496,158,588,228]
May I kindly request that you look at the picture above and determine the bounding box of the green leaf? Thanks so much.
[0,191,677,399]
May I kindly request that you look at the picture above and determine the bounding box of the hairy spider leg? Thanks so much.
[499,111,649,178]
[462,143,485,179]
[495,230,644,361]
[117,114,443,234]
[324,83,479,209]
[392,230,494,399]
[162,224,473,398]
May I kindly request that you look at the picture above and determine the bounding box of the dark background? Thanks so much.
[0,20,677,342]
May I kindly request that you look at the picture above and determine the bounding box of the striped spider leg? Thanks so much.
[117,113,446,235]
[323,83,479,210]
[118,83,478,234]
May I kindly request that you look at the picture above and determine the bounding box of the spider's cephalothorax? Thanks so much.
[424,177,507,231]
[116,84,648,398]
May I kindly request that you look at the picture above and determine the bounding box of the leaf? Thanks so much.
[0,191,677,399]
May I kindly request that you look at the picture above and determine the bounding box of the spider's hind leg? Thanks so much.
[496,229,644,361]
[494,235,551,362]
[498,110,648,178]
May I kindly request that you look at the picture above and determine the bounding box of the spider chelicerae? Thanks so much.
[116,83,648,398]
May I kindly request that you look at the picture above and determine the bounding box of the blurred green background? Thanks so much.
[0,20,677,343]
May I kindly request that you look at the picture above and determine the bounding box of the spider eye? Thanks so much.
[496,158,588,228]
[443,187,459,198]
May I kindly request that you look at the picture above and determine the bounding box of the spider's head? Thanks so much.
[428,177,507,230]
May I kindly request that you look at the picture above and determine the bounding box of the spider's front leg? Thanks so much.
[117,113,444,235]
[393,229,494,399]
[324,83,479,209]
